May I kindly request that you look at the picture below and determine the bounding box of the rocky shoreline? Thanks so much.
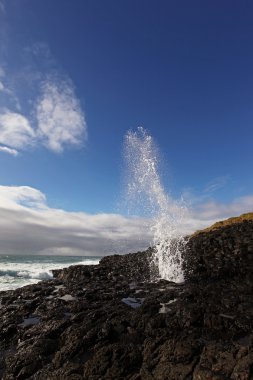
[0,215,252,379]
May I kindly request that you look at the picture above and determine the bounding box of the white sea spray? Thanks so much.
[0,255,100,291]
[124,127,186,282]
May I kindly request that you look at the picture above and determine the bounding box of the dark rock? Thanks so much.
[184,219,253,281]
[0,217,252,379]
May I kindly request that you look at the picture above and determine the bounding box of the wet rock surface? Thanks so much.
[0,221,253,379]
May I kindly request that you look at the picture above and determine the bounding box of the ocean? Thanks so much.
[0,255,101,291]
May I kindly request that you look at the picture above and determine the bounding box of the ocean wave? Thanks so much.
[0,269,53,280]
[77,259,100,265]
[0,256,101,291]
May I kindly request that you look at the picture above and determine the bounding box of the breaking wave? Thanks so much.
[0,256,100,291]
[0,269,53,280]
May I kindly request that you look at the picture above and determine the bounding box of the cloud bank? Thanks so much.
[0,186,152,256]
[0,185,252,256]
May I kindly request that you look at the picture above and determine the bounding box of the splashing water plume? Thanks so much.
[124,127,186,283]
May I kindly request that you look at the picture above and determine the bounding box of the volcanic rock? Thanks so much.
[0,214,252,379]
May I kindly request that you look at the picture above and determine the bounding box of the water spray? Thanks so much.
[124,127,186,282]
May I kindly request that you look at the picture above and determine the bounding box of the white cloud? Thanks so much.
[0,146,18,156]
[0,186,46,209]
[0,111,35,149]
[0,185,151,256]
[36,79,87,152]
[179,194,253,235]
[0,68,22,110]
[191,195,253,221]
[0,185,252,256]
[204,175,230,193]
[0,81,21,110]
[0,42,87,156]
[0,78,87,156]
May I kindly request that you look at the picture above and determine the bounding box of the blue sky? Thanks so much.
[0,1,252,255]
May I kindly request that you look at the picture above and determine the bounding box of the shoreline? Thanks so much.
[0,255,101,292]
[0,215,252,379]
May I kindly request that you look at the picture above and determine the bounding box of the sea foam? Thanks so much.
[0,256,100,291]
